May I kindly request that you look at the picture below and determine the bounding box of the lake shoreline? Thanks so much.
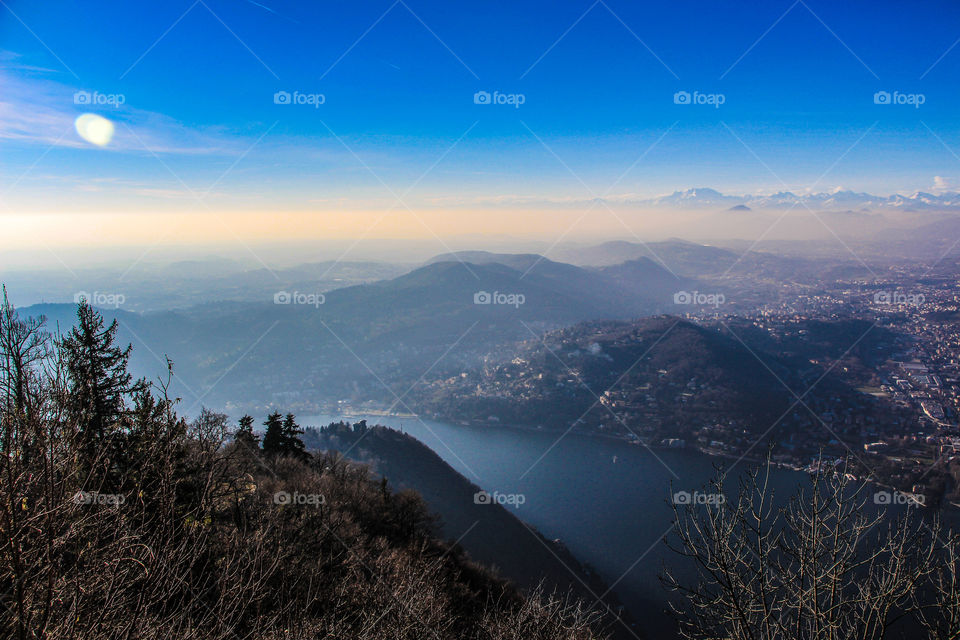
[321,410,773,467]
[322,411,950,511]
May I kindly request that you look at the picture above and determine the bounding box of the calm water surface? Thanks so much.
[303,414,815,634]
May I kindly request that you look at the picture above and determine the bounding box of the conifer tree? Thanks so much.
[261,412,308,460]
[59,300,144,453]
[281,412,308,461]
[234,414,260,451]
[261,411,284,455]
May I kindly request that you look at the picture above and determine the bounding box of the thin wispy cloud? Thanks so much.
[0,69,247,155]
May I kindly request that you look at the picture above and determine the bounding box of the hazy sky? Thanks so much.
[3,0,960,250]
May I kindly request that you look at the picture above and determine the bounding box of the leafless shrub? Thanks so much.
[663,457,959,640]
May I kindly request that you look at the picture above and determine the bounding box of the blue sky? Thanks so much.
[3,0,960,244]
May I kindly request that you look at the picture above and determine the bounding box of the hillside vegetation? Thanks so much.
[0,296,606,640]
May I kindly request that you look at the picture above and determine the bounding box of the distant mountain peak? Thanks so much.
[642,187,960,212]
[655,188,738,206]
[425,251,552,272]
[681,187,723,197]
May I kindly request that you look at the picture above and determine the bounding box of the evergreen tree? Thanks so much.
[261,412,284,455]
[281,413,308,461]
[60,300,144,452]
[261,412,308,460]
[234,415,260,451]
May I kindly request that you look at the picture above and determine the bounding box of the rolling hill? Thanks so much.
[410,316,904,454]
[17,253,692,413]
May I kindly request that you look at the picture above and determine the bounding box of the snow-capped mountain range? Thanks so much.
[645,188,960,212]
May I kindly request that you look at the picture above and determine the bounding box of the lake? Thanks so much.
[301,413,818,636]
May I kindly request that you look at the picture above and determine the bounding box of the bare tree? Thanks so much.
[662,458,957,640]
